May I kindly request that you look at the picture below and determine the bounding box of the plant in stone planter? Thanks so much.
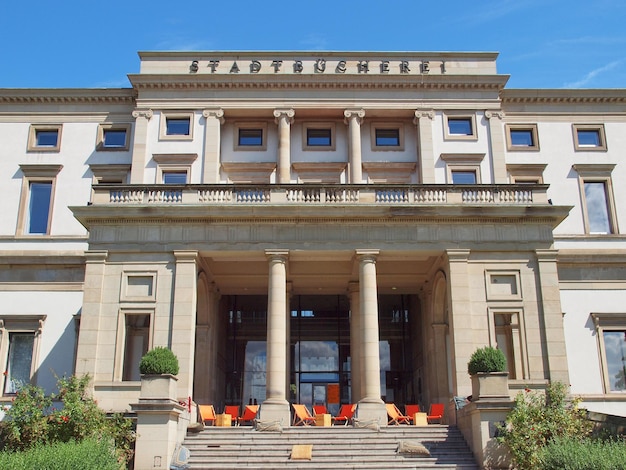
[139,346,179,376]
[467,346,509,401]
[467,346,506,375]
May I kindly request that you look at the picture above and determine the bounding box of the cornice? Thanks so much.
[0,88,136,105]
[502,89,626,105]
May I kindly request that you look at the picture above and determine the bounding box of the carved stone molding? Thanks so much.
[202,108,225,124]
[273,109,295,125]
[484,110,504,120]
[414,109,435,123]
[132,108,153,120]
[344,109,365,125]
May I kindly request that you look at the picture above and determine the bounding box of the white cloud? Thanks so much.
[563,59,623,88]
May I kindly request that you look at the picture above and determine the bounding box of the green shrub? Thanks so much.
[0,384,51,451]
[0,438,122,470]
[139,346,179,375]
[539,436,626,470]
[497,382,593,469]
[467,346,507,375]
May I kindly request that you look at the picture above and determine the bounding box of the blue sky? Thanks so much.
[1,0,625,89]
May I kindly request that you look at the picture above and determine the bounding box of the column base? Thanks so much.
[355,400,387,426]
[258,399,291,427]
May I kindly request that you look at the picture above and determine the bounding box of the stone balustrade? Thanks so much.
[97,184,548,206]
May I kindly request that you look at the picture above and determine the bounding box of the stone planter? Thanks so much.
[470,372,509,401]
[140,374,178,400]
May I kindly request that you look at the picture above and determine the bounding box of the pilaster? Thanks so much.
[130,109,153,184]
[202,108,224,183]
[484,110,507,184]
[414,109,435,184]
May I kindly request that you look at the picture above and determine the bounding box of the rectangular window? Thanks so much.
[443,113,477,140]
[3,333,35,394]
[163,172,188,184]
[371,123,404,150]
[448,118,472,135]
[159,112,194,140]
[573,124,606,151]
[103,129,127,147]
[166,118,190,136]
[601,330,626,392]
[27,124,62,152]
[307,128,332,147]
[238,128,263,146]
[122,315,151,381]
[584,181,612,234]
[506,124,539,151]
[451,170,477,184]
[375,128,400,146]
[27,181,52,234]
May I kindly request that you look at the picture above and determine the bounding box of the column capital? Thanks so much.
[273,108,295,124]
[173,250,199,263]
[202,108,225,124]
[414,109,435,123]
[446,249,471,262]
[132,108,153,120]
[265,249,289,262]
[356,249,379,263]
[344,108,365,125]
[84,250,108,263]
[484,110,505,120]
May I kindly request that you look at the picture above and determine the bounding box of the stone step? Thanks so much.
[182,425,479,469]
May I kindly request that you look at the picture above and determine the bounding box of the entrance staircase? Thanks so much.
[182,424,479,469]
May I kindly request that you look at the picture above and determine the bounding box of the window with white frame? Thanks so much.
[506,124,539,151]
[370,122,404,151]
[573,124,606,151]
[0,316,46,395]
[27,124,62,152]
[572,164,618,235]
[443,113,477,140]
[17,164,62,236]
[591,313,626,393]
[96,123,131,151]
[159,112,193,140]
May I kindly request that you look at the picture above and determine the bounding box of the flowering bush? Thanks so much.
[497,381,592,469]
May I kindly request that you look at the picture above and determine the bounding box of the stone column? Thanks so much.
[484,110,507,184]
[348,282,361,403]
[535,249,570,385]
[259,250,291,425]
[171,251,198,399]
[130,109,153,184]
[355,250,386,424]
[446,249,473,400]
[273,109,295,184]
[202,108,224,183]
[414,109,435,184]
[75,250,108,381]
[344,109,365,183]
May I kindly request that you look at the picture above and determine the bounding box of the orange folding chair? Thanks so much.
[238,404,259,425]
[198,404,216,426]
[386,403,411,425]
[427,403,445,424]
[313,405,328,416]
[292,404,316,426]
[332,403,356,426]
[224,405,240,426]
[405,404,421,424]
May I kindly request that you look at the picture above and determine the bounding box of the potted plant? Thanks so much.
[139,346,179,399]
[467,346,509,401]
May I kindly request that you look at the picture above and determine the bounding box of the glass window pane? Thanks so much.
[375,129,400,146]
[4,333,34,394]
[166,118,190,135]
[239,129,263,146]
[28,182,52,234]
[448,118,472,135]
[307,129,331,146]
[584,181,611,233]
[451,171,477,184]
[602,331,626,391]
[36,130,58,147]
[163,172,187,184]
[103,129,127,147]
[510,129,534,146]
[578,130,600,146]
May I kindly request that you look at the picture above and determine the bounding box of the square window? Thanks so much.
[375,128,400,146]
[451,171,477,184]
[510,130,533,146]
[166,118,190,136]
[96,124,131,151]
[506,124,539,151]
[159,112,194,141]
[239,128,263,146]
[103,130,127,147]
[573,124,606,151]
[27,124,62,152]
[448,118,472,135]
[307,128,332,147]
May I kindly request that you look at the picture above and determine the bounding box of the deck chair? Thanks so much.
[405,404,421,424]
[292,404,316,426]
[332,403,356,426]
[198,404,216,426]
[238,404,259,425]
[427,403,444,424]
[313,405,328,416]
[224,405,240,426]
[386,403,411,425]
